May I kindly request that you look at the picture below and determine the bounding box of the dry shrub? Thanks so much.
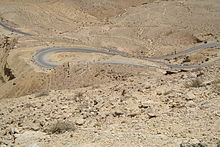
[74,92,84,102]
[212,79,220,93]
[74,92,83,98]
[35,91,49,98]
[46,121,76,134]
[186,78,203,88]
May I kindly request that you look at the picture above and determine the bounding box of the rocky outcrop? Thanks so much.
[0,36,17,84]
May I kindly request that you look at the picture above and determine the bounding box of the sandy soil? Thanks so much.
[0,0,219,146]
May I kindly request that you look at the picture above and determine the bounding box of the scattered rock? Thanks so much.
[0,137,12,146]
[157,92,163,95]
[164,71,178,75]
[75,119,86,126]
[202,80,213,86]
[180,142,207,147]
[182,56,191,63]
[163,90,174,96]
[31,124,40,131]
[185,101,197,108]
[148,113,157,119]
[188,73,198,79]
[200,102,212,109]
[139,100,157,109]
[159,69,169,75]
[185,92,196,101]
[14,131,47,144]
[144,84,151,89]
[214,110,220,117]
[112,110,124,117]
[127,110,141,117]
[0,1,219,147]
[9,127,19,135]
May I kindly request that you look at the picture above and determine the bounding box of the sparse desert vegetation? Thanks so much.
[0,0,219,146]
[186,78,203,88]
[45,121,76,134]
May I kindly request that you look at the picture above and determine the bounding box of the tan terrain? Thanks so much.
[0,0,220,146]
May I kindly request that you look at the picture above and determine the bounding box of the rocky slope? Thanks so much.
[0,62,220,146]
[0,0,219,146]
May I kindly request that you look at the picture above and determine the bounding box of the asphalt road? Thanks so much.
[0,22,31,36]
[33,47,117,68]
[1,20,219,70]
[148,42,220,60]
[34,43,220,70]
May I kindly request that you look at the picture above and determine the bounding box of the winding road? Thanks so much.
[148,42,220,70]
[34,43,220,70]
[33,47,118,68]
[1,19,219,70]
[0,22,31,36]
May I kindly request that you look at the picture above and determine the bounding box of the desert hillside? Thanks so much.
[0,0,219,146]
